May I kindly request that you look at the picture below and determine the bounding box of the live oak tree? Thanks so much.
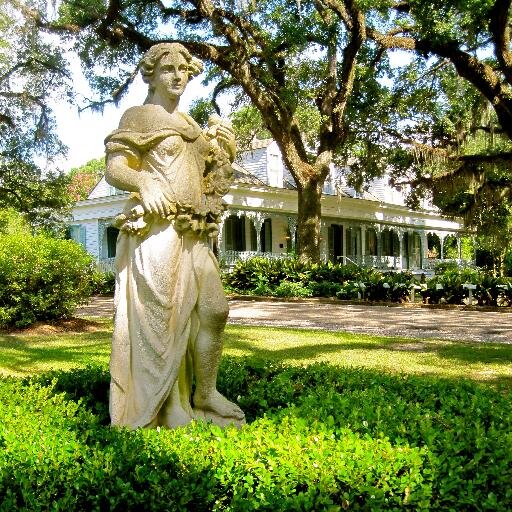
[357,0,512,270]
[0,0,73,231]
[31,0,398,262]
[28,0,512,260]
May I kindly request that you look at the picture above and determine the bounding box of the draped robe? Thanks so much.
[105,104,223,428]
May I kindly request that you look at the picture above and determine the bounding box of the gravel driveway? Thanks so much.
[77,296,512,344]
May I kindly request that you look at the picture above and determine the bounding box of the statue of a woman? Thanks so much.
[104,43,245,429]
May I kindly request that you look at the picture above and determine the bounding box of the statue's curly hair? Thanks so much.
[140,43,203,83]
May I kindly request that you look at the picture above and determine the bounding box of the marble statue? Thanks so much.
[104,43,245,429]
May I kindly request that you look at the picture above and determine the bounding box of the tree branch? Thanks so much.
[316,0,366,154]
[489,0,512,84]
[366,26,512,139]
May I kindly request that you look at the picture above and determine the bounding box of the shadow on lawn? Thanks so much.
[223,330,512,387]
[225,331,512,362]
[0,332,111,375]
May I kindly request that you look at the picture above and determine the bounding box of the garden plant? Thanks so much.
[223,257,512,306]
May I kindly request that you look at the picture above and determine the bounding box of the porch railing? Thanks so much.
[220,250,294,268]
[343,255,402,269]
[422,258,475,270]
[96,254,475,274]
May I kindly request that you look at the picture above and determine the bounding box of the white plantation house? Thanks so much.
[70,139,470,273]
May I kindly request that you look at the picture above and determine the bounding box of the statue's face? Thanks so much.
[152,51,189,100]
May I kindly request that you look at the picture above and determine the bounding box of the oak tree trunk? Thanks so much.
[296,179,323,263]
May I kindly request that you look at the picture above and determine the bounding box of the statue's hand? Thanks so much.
[213,123,236,162]
[139,174,175,217]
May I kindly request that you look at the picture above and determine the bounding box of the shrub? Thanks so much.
[1,362,511,511]
[0,232,95,327]
[224,257,512,307]
[364,271,413,302]
[504,251,512,277]
[91,270,116,296]
[273,280,313,298]
[308,280,342,297]
[433,260,459,274]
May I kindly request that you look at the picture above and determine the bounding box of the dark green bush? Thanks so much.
[1,361,511,511]
[504,251,512,277]
[433,260,459,274]
[224,258,371,298]
[426,268,512,306]
[364,271,413,302]
[0,233,95,327]
[224,257,512,306]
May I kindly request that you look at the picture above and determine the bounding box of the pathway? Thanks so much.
[76,296,512,343]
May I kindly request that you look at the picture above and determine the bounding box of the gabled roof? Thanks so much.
[231,162,267,186]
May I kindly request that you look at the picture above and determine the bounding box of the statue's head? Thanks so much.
[140,43,203,86]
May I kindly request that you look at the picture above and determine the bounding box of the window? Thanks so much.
[328,224,343,262]
[366,228,378,256]
[224,215,246,251]
[108,185,124,196]
[249,222,257,251]
[381,229,399,257]
[67,225,86,248]
[260,219,272,252]
[106,226,120,258]
[346,227,361,256]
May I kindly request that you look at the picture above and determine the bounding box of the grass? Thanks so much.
[0,317,511,389]
[223,326,512,388]
[0,318,112,377]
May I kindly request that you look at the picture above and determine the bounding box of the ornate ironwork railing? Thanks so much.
[422,258,475,270]
[219,250,294,267]
[343,255,402,269]
[96,254,475,274]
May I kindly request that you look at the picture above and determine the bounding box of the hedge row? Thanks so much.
[223,257,512,306]
[1,361,511,510]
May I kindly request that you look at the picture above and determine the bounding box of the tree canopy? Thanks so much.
[27,0,512,259]
[0,0,73,231]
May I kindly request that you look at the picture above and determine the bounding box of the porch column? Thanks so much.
[439,234,445,260]
[457,236,462,260]
[361,225,367,264]
[342,223,348,264]
[376,226,383,258]
[252,214,264,252]
[320,220,328,262]
[217,210,231,258]
[397,229,404,270]
[420,231,428,263]
[287,216,297,252]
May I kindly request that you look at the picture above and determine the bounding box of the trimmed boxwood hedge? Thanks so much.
[1,360,511,510]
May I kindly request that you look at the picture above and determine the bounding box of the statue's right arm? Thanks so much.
[106,152,175,217]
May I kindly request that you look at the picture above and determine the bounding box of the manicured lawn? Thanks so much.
[0,318,112,377]
[1,318,511,389]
